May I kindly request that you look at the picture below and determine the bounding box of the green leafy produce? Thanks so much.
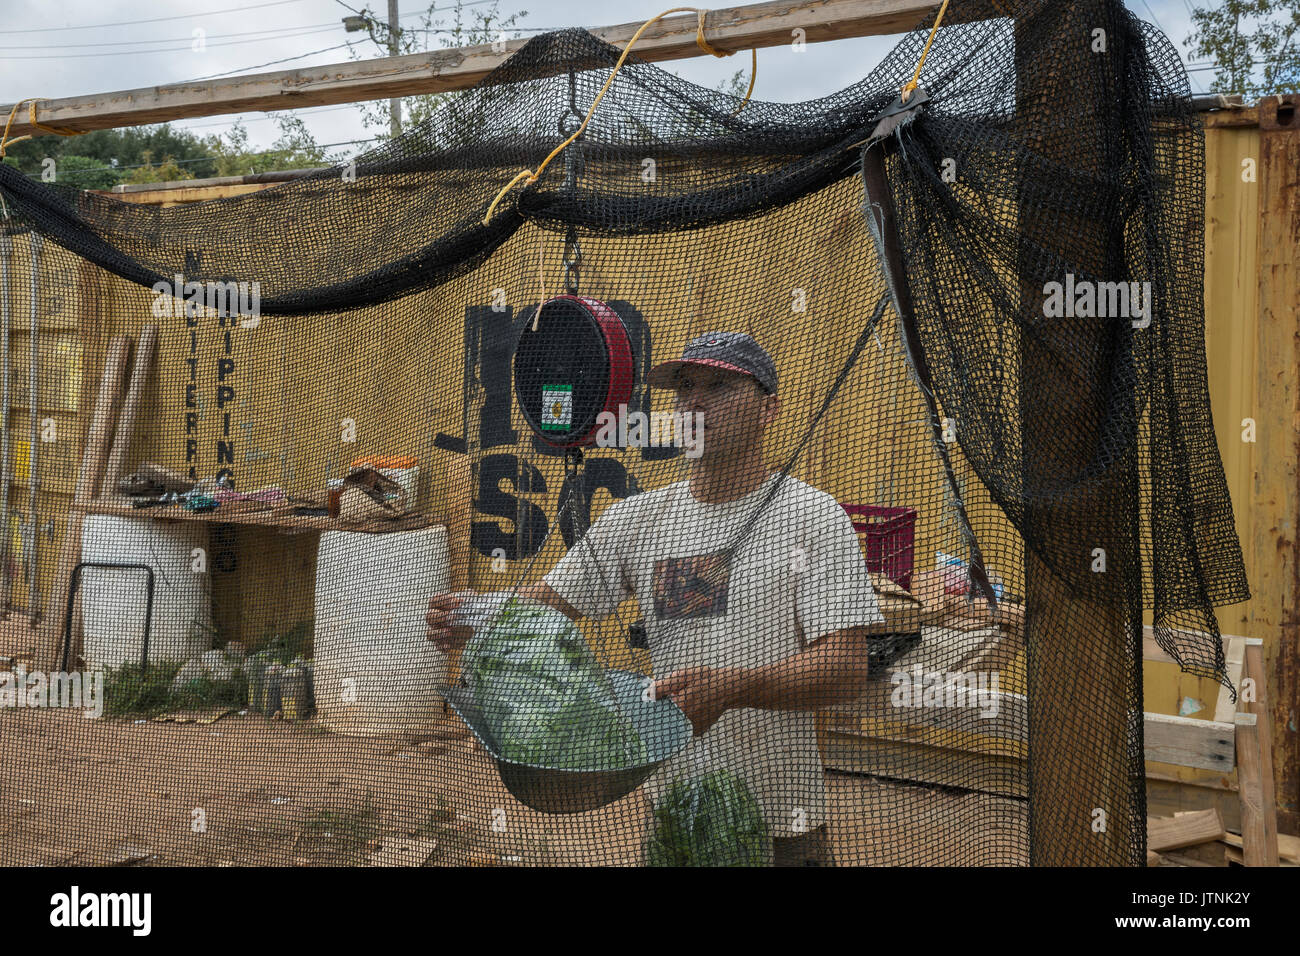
[644,769,770,867]
[462,598,648,770]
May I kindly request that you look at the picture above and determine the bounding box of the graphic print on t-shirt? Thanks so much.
[652,551,730,621]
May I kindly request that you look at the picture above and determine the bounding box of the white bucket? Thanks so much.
[313,525,449,735]
[81,515,213,670]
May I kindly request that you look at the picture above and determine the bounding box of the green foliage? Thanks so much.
[120,150,193,186]
[102,661,182,717]
[1188,0,1300,97]
[2,125,221,183]
[46,155,121,190]
[0,113,340,191]
[346,0,529,138]
[643,769,770,867]
[462,598,647,770]
[102,657,247,717]
[299,795,380,862]
[257,619,313,663]
[207,117,340,176]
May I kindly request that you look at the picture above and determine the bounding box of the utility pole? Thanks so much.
[388,0,401,138]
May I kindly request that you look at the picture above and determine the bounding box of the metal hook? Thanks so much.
[562,225,581,295]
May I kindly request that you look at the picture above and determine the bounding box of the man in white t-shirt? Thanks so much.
[428,331,883,866]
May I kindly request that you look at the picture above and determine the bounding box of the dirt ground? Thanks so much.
[0,708,1028,866]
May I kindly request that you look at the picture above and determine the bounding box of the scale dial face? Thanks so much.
[513,295,633,449]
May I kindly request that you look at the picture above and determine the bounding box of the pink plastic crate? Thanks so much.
[839,504,917,590]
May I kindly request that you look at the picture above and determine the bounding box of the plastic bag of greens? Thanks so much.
[643,768,771,867]
[461,596,648,771]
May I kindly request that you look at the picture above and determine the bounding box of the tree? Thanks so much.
[207,116,342,176]
[344,0,529,139]
[46,155,122,190]
[2,125,220,182]
[122,151,193,185]
[1187,0,1300,97]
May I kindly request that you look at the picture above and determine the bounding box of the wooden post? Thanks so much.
[1252,95,1300,835]
[1237,638,1280,865]
[1016,2,1140,865]
[447,452,474,593]
[101,324,159,498]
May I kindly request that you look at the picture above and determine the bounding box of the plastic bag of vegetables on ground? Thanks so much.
[460,595,649,771]
[643,768,772,867]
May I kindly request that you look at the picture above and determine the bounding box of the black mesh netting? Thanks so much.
[0,0,1249,866]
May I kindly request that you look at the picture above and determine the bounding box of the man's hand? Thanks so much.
[652,666,738,737]
[424,591,473,653]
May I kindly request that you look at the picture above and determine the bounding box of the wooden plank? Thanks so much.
[0,0,960,138]
[1144,713,1235,772]
[1222,829,1300,865]
[829,709,1239,771]
[101,325,159,498]
[1146,776,1242,834]
[1147,809,1226,852]
[446,453,473,593]
[819,729,1027,799]
[78,498,442,534]
[366,836,437,867]
[1162,840,1230,867]
[826,674,1028,744]
[1202,107,1261,129]
[36,336,131,670]
[1212,635,1246,724]
[1236,642,1280,866]
[1141,623,1242,665]
[1253,96,1300,835]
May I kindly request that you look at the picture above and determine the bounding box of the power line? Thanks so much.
[0,21,350,51]
[174,103,362,131]
[1,24,345,59]
[182,41,358,80]
[1137,0,1171,41]
[0,0,313,34]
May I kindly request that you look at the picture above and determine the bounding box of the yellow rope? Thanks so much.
[901,0,951,103]
[0,99,88,157]
[482,7,757,225]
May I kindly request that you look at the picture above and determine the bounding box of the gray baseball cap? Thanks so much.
[647,331,778,394]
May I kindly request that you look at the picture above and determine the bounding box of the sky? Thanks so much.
[0,0,1217,161]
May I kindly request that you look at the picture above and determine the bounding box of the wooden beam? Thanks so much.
[1212,635,1246,724]
[0,0,954,139]
[1141,623,1241,665]
[827,691,1241,772]
[1254,94,1300,836]
[1237,639,1280,866]
[1144,713,1235,772]
[1147,808,1226,853]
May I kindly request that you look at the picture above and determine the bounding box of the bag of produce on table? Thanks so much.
[643,768,771,867]
[461,596,649,771]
